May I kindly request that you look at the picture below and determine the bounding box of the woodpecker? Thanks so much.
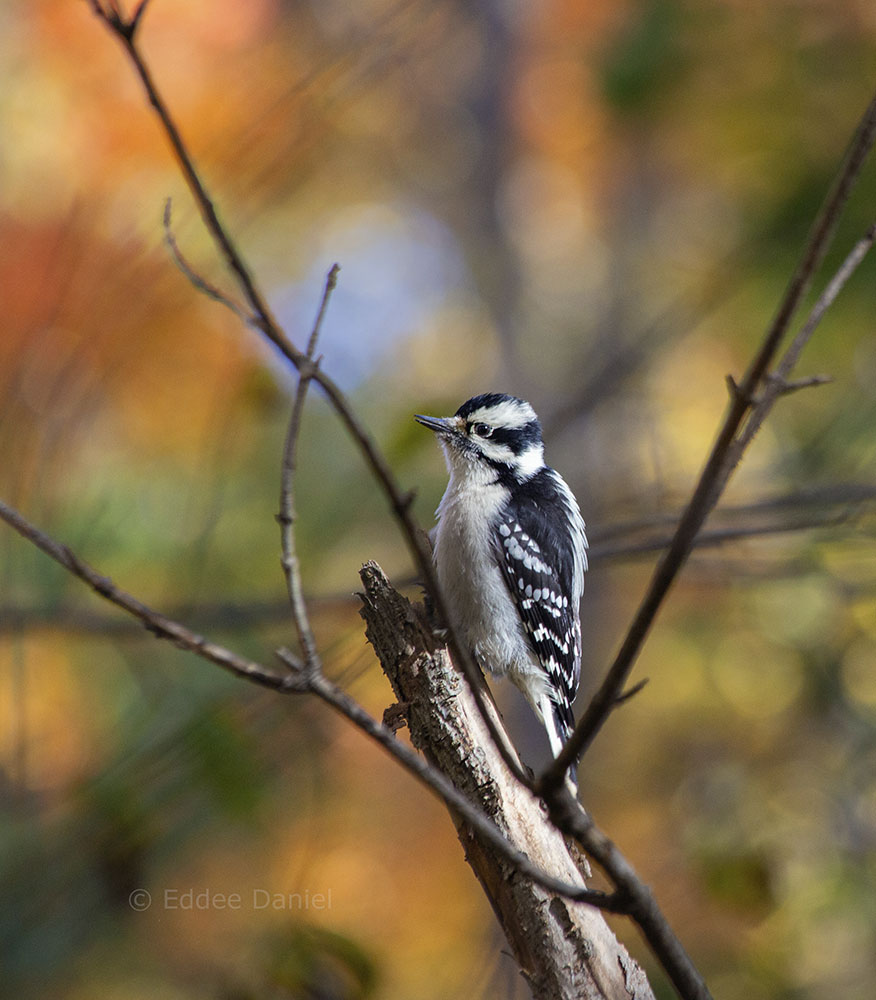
[416,393,587,783]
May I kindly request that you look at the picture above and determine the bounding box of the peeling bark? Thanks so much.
[359,562,654,1000]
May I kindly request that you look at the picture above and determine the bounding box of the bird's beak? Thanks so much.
[414,413,454,435]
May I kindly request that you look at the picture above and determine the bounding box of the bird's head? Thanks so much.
[415,393,545,485]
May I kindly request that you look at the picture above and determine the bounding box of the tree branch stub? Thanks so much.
[358,562,654,1000]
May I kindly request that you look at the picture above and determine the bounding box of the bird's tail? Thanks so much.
[540,695,579,792]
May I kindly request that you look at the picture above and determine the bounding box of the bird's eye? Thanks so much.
[471,422,493,438]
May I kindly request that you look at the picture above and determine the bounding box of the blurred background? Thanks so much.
[1,1,876,997]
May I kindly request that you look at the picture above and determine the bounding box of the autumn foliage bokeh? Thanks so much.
[2,2,876,998]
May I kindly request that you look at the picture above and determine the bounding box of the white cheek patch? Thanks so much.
[478,440,516,465]
[515,444,545,479]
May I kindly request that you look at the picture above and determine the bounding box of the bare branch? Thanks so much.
[278,264,340,676]
[767,373,834,396]
[128,0,152,38]
[0,497,615,914]
[88,0,534,791]
[547,791,713,1000]
[593,481,876,543]
[91,3,294,360]
[0,490,700,997]
[358,563,708,998]
[355,566,640,939]
[303,665,622,912]
[745,101,876,391]
[162,198,250,322]
[731,220,876,458]
[591,506,853,562]
[0,499,294,690]
[615,678,649,705]
[541,89,876,791]
[5,482,872,638]
[89,1,152,42]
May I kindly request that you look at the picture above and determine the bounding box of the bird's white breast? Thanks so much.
[432,468,534,679]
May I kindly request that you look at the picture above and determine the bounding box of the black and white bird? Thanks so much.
[416,393,587,781]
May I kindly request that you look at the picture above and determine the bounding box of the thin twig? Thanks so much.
[297,662,626,911]
[162,199,251,322]
[89,0,534,791]
[591,507,853,562]
[89,0,294,359]
[278,264,340,675]
[731,221,876,458]
[548,791,713,1000]
[540,88,876,793]
[0,598,322,636]
[1,495,865,639]
[615,678,649,705]
[592,481,876,542]
[5,483,870,639]
[85,0,634,933]
[0,499,295,690]
[0,494,617,910]
[768,373,834,396]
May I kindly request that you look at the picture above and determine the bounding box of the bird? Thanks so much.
[415,392,587,785]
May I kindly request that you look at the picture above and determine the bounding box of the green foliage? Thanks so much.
[600,0,687,114]
[697,847,774,912]
[261,924,379,1000]
[183,707,267,823]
